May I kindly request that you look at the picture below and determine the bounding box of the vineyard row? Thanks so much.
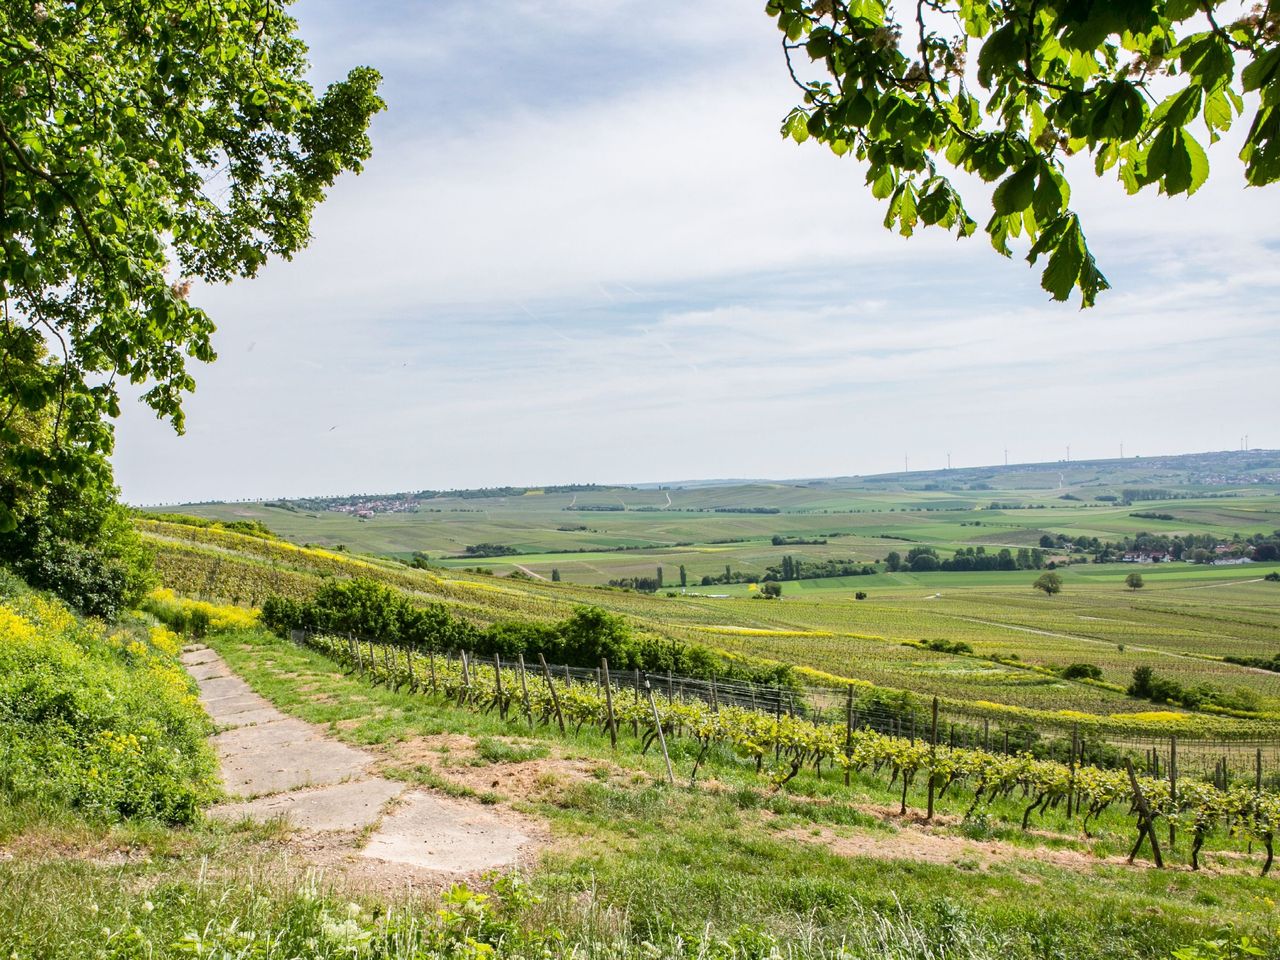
[294,629,1280,875]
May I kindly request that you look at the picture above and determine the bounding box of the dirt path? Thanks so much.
[182,644,536,878]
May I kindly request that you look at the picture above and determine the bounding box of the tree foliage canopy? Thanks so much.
[768,0,1280,305]
[0,0,384,531]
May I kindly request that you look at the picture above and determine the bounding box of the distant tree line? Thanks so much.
[1038,529,1280,563]
[455,543,520,558]
[764,556,876,581]
[885,546,1046,573]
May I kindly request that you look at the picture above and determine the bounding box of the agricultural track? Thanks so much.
[183,644,536,878]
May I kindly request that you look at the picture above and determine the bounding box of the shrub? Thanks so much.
[141,588,258,636]
[1062,663,1104,681]
[0,587,216,823]
[923,638,973,655]
[2,472,154,620]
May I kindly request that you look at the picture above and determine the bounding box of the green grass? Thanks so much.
[207,629,1280,955]
[5,618,1275,959]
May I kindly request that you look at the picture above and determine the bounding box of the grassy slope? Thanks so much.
[51,624,1276,960]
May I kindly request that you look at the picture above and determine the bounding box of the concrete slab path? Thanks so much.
[182,643,536,875]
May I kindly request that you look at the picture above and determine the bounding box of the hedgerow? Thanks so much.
[261,578,795,685]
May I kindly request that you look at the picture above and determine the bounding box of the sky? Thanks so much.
[113,0,1280,505]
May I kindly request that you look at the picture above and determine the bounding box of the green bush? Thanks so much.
[1062,663,1104,681]
[0,587,216,823]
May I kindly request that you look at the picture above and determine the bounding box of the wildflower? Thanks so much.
[33,2,49,21]
[140,900,154,914]
[146,158,159,171]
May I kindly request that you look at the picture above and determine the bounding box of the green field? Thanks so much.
[145,452,1280,727]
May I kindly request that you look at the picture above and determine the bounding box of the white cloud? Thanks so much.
[113,0,1280,503]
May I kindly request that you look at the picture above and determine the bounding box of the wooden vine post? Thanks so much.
[645,680,675,785]
[926,697,939,821]
[492,653,506,719]
[428,649,437,692]
[601,657,618,749]
[1124,758,1164,868]
[774,687,783,762]
[844,685,854,787]
[517,654,533,726]
[1168,736,1178,849]
[1067,724,1078,819]
[538,653,565,732]
[406,648,416,691]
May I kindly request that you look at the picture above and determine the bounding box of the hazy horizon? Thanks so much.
[130,445,1277,507]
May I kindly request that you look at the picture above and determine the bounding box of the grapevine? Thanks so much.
[295,630,1280,875]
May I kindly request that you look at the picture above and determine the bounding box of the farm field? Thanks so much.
[154,449,1280,586]
[143,452,1280,730]
[136,516,1280,730]
[161,489,1280,582]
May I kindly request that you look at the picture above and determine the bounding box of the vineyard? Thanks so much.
[288,626,1280,875]
[138,518,1280,747]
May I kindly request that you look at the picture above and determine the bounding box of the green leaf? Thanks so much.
[977,23,1022,89]
[991,164,1036,216]
[917,186,952,226]
[1203,89,1233,143]
[1241,105,1280,186]
[806,29,832,59]
[1181,131,1209,195]
[1243,47,1280,93]
[1090,81,1145,142]
[1149,86,1203,130]
[1180,35,1234,92]
[1040,236,1083,302]
[783,111,810,143]
[1032,165,1069,222]
[1163,129,1208,195]
[868,167,895,199]
[1143,125,1176,184]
